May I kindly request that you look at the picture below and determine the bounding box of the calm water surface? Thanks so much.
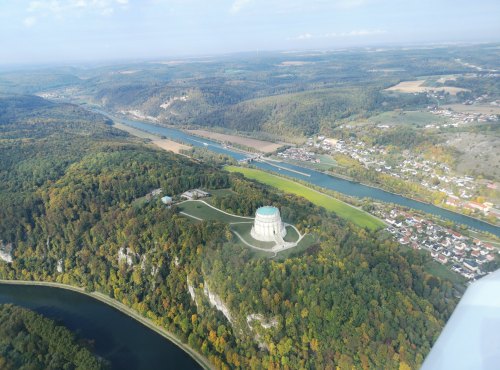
[106,113,500,237]
[0,284,201,370]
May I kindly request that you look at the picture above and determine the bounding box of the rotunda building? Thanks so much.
[251,206,286,242]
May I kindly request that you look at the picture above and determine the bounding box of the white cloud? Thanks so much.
[230,0,372,14]
[23,16,37,28]
[324,29,386,38]
[333,0,370,10]
[297,33,313,40]
[292,29,386,40]
[26,0,129,19]
[230,0,252,14]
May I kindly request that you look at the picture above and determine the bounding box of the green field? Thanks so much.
[178,200,253,223]
[230,223,276,249]
[424,260,466,287]
[364,110,449,127]
[225,166,384,230]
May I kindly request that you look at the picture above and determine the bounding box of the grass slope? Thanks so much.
[225,166,384,231]
[178,200,253,223]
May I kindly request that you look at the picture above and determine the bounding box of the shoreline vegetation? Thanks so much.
[0,279,214,370]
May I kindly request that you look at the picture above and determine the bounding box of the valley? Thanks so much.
[0,43,499,370]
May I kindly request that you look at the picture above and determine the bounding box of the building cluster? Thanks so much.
[146,188,163,201]
[277,147,318,163]
[446,196,500,220]
[427,106,498,129]
[278,134,499,223]
[378,208,498,280]
[181,189,210,200]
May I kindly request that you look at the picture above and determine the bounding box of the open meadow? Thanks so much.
[177,200,253,223]
[443,103,500,115]
[225,166,385,230]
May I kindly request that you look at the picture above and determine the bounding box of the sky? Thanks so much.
[1,0,499,65]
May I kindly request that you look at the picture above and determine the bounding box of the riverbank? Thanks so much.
[0,279,213,370]
[86,106,500,236]
[275,158,500,234]
[113,122,191,154]
[226,165,386,230]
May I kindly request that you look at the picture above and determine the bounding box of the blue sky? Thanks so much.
[1,0,499,64]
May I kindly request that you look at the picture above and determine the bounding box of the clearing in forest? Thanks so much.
[385,80,468,95]
[177,200,312,255]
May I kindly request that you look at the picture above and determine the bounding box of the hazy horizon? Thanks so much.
[1,0,500,66]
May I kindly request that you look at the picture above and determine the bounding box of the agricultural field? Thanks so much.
[364,110,449,127]
[385,80,469,95]
[150,138,190,154]
[113,122,190,153]
[186,129,284,153]
[225,166,385,231]
[443,103,500,115]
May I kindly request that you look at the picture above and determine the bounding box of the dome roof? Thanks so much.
[256,206,279,216]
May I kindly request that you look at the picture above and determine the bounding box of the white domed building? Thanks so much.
[251,206,286,242]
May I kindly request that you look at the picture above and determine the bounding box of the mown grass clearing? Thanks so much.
[178,200,253,223]
[230,223,276,249]
[225,166,384,231]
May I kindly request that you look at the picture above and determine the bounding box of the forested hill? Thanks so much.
[0,304,107,369]
[4,44,497,138]
[0,95,458,368]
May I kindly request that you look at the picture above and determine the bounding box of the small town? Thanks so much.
[277,133,500,223]
[427,105,499,129]
[373,206,498,281]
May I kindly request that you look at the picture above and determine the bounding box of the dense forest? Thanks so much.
[0,96,458,369]
[2,44,497,139]
[0,304,106,369]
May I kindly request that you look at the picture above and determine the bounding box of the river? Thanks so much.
[105,113,500,237]
[0,284,201,370]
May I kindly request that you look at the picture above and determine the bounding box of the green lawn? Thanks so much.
[178,200,253,223]
[230,223,276,249]
[276,234,318,261]
[178,198,318,257]
[424,260,466,288]
[283,226,300,242]
[225,166,384,231]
